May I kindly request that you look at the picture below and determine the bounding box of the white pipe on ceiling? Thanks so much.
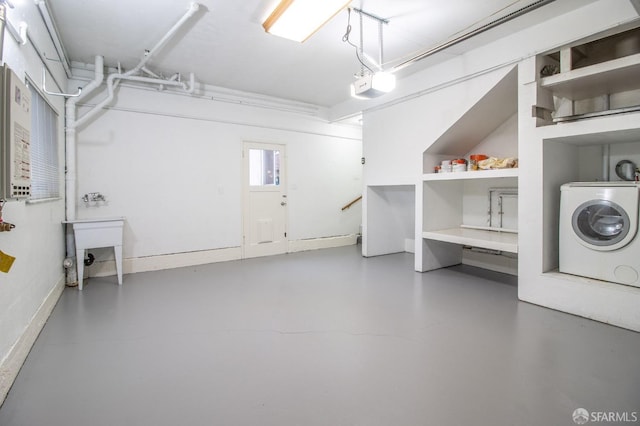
[128,2,200,77]
[74,71,196,129]
[72,2,200,129]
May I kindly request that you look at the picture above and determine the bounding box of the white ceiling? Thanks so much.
[46,0,599,108]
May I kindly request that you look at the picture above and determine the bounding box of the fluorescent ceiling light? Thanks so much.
[263,0,351,43]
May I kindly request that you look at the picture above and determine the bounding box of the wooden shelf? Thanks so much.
[422,227,518,253]
[540,53,640,100]
[423,168,518,181]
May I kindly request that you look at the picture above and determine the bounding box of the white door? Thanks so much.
[242,142,288,258]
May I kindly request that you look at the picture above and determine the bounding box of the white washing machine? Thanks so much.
[559,182,640,287]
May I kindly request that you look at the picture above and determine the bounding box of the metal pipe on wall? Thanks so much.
[603,144,611,181]
[35,0,72,78]
[393,0,556,72]
[0,4,6,61]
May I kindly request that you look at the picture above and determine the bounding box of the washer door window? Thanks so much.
[571,199,631,248]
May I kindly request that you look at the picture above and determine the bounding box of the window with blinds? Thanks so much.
[29,85,59,200]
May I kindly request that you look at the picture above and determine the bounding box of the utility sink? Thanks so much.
[64,217,125,290]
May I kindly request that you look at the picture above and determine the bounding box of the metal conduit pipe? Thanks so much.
[0,4,6,61]
[603,144,611,181]
[393,0,556,72]
[35,0,72,78]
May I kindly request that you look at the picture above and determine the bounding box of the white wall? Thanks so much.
[364,185,415,257]
[470,114,518,159]
[0,2,68,402]
[71,83,362,273]
[577,141,640,182]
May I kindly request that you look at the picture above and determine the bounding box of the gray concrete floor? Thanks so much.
[1,246,639,426]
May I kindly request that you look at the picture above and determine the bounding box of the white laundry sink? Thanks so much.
[64,217,125,290]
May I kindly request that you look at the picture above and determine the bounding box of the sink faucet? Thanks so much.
[82,192,106,203]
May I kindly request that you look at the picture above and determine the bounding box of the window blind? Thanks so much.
[29,85,59,200]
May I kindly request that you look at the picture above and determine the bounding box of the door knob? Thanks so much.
[281,201,287,206]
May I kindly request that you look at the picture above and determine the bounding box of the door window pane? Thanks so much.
[249,149,280,186]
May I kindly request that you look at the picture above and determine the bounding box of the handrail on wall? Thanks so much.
[341,195,362,211]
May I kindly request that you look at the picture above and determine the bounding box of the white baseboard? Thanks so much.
[0,276,65,406]
[89,236,358,278]
[288,234,357,253]
[89,247,243,277]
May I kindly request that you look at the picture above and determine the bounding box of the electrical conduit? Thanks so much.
[0,4,5,61]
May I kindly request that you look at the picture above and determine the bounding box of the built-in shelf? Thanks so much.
[418,67,520,272]
[422,227,518,253]
[540,53,640,101]
[538,109,640,145]
[423,168,518,181]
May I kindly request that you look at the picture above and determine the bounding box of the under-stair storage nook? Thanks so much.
[418,67,519,273]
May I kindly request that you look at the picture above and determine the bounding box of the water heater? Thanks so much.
[1,64,31,199]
